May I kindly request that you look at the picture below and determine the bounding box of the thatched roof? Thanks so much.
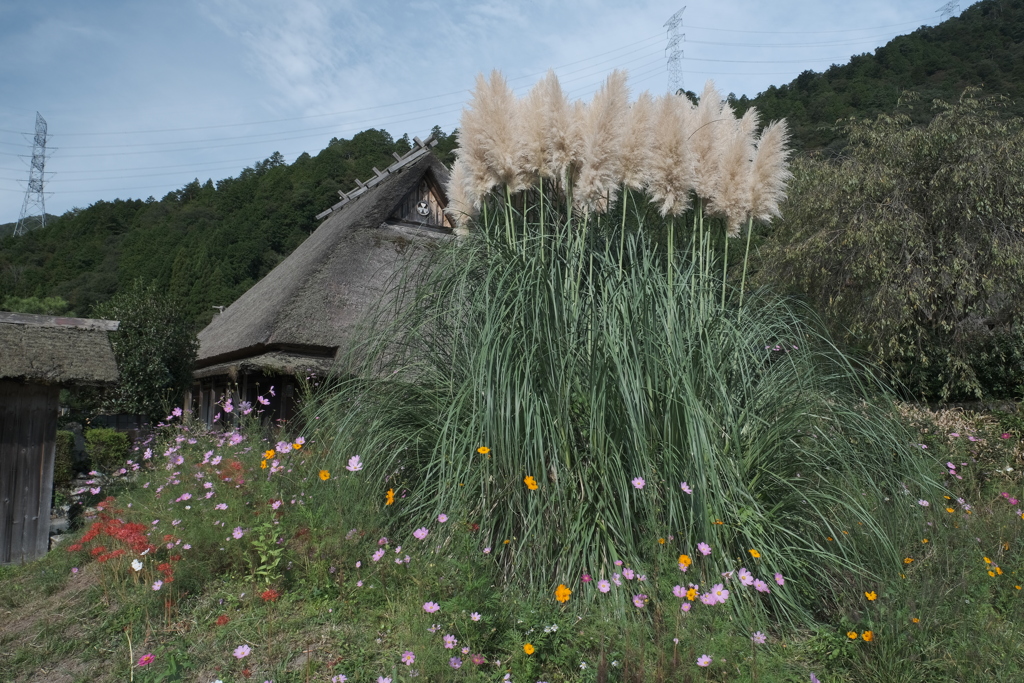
[0,312,120,385]
[196,141,451,371]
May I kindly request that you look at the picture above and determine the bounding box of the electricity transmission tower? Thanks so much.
[936,1,960,21]
[665,7,686,95]
[15,112,49,237]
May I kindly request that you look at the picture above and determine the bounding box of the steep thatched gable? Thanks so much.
[195,146,451,372]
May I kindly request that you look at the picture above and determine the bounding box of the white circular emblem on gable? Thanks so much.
[416,200,431,216]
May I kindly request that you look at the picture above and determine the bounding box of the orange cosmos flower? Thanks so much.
[523,643,535,655]
[555,584,571,603]
[862,631,874,642]
[385,488,395,505]
[865,591,877,601]
[319,470,330,481]
[524,476,538,490]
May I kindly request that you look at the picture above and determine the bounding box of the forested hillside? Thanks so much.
[0,127,457,324]
[737,0,1024,149]
[2,0,1022,325]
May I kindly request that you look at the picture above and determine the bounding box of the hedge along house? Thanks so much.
[0,312,119,564]
[188,136,454,424]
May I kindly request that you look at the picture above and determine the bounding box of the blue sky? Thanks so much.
[0,0,955,223]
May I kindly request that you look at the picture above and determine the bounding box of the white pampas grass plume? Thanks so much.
[620,91,654,191]
[690,80,733,202]
[748,119,793,222]
[574,70,630,213]
[456,70,527,202]
[707,107,759,237]
[521,71,575,187]
[645,93,697,217]
[444,157,476,234]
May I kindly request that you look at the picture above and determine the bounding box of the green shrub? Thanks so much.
[84,428,129,475]
[53,430,75,489]
[758,92,1024,400]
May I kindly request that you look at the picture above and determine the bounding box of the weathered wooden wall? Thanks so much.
[0,380,59,564]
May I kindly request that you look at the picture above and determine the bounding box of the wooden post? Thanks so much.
[0,380,59,564]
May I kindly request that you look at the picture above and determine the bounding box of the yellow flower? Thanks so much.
[524,475,539,490]
[996,566,1003,575]
[319,470,330,481]
[984,557,992,564]
[944,495,951,499]
[477,446,491,455]
[847,631,858,639]
[865,591,877,601]
[912,617,920,623]
[503,539,510,544]
[946,507,955,513]
[264,450,275,459]
[862,630,874,642]
[292,443,302,450]
[385,488,395,505]
[1004,542,1010,551]
[260,459,268,469]
[1016,585,1022,590]
[678,554,692,568]
[826,537,833,542]
[555,584,571,603]
[922,539,929,543]
[658,538,666,545]
[988,570,996,577]
[523,643,535,655]
[749,549,761,558]
[904,557,914,564]
[686,587,698,601]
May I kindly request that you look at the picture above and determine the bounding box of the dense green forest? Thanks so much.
[738,0,1024,149]
[0,127,458,325]
[2,0,1022,332]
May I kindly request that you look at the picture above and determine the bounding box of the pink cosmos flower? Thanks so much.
[680,481,693,494]
[233,644,250,659]
[774,572,785,586]
[232,527,244,539]
[1001,433,1011,439]
[215,503,228,510]
[597,579,611,593]
[345,455,363,472]
[622,568,635,580]
[471,654,486,665]
[137,653,155,667]
[697,654,712,667]
[632,594,648,608]
[449,657,462,669]
[752,631,767,644]
[681,602,691,612]
[917,499,930,507]
[754,579,770,593]
[739,569,754,586]
[152,580,163,591]
[483,547,491,554]
[698,542,711,556]
[612,574,622,586]
[437,514,448,523]
[632,477,645,489]
[171,407,183,418]
[462,646,469,654]
[378,537,388,545]
[413,527,429,540]
[582,573,592,582]
[401,651,415,665]
[443,634,457,649]
[471,612,481,621]
[423,601,440,613]
[673,585,686,598]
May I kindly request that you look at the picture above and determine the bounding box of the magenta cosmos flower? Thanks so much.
[423,601,440,613]
[137,653,155,667]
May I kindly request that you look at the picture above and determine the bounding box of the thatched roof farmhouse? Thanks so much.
[1,312,119,564]
[188,137,453,423]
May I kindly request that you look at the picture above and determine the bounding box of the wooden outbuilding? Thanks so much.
[188,136,454,423]
[0,312,119,564]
